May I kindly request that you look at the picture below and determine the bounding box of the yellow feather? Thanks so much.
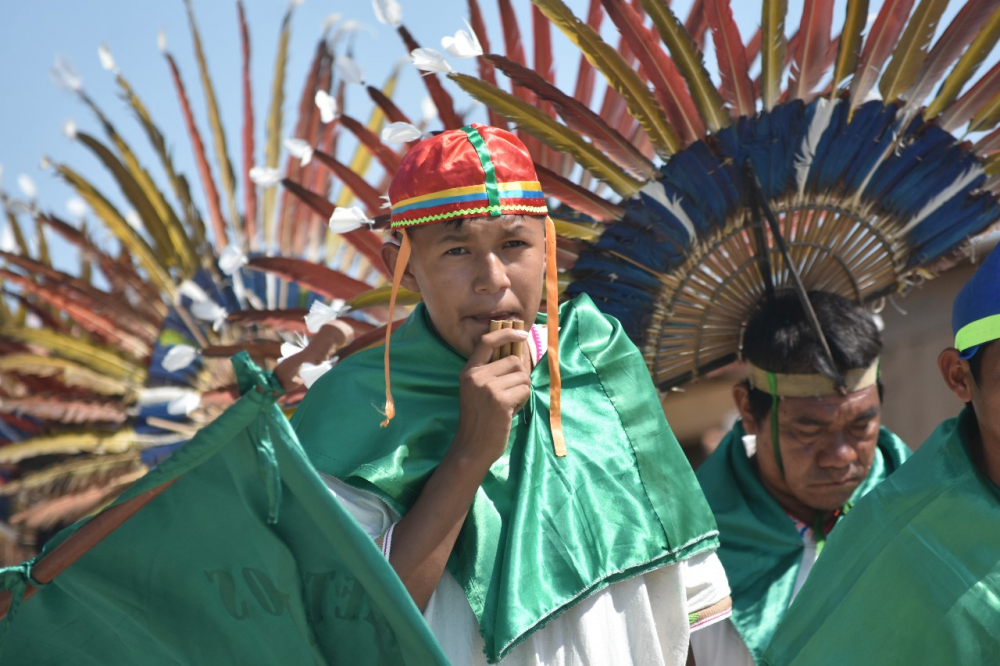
[926,4,1000,119]
[1,328,147,383]
[114,74,201,273]
[53,163,175,300]
[831,0,868,94]
[532,0,680,158]
[879,0,950,103]
[262,10,293,248]
[761,0,788,111]
[346,285,422,311]
[640,0,730,133]
[0,431,138,464]
[450,73,643,197]
[551,218,604,242]
[0,354,135,396]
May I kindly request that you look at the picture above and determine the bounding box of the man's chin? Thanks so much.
[804,483,859,511]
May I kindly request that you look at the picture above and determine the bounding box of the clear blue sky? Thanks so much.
[5,0,973,272]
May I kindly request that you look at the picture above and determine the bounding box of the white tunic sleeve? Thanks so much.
[319,471,398,557]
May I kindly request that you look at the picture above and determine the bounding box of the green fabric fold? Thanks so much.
[696,421,911,662]
[762,407,1000,665]
[0,353,447,665]
[293,294,720,663]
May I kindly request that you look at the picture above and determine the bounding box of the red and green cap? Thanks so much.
[388,124,548,228]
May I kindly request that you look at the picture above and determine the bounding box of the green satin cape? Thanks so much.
[292,294,720,663]
[696,421,910,662]
[762,407,1000,665]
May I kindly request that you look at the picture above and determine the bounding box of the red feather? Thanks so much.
[333,319,407,362]
[279,177,388,277]
[0,269,149,358]
[397,26,463,129]
[849,0,916,107]
[745,27,762,67]
[0,251,158,343]
[466,0,508,129]
[532,4,562,170]
[534,164,625,223]
[164,52,228,250]
[705,0,756,117]
[485,55,658,179]
[494,0,542,158]
[685,0,710,50]
[227,308,310,333]
[940,60,1000,132]
[573,0,603,107]
[975,124,1000,156]
[311,149,384,214]
[602,0,706,145]
[367,85,414,126]
[338,114,402,173]
[292,49,335,256]
[246,257,372,300]
[237,1,257,251]
[277,39,326,253]
[37,214,164,318]
[1,291,69,337]
[789,0,835,100]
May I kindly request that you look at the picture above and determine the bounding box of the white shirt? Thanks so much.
[689,434,821,666]
[324,476,732,666]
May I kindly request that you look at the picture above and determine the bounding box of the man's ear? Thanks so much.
[380,241,420,293]
[732,382,759,435]
[938,348,974,403]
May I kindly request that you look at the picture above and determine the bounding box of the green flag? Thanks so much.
[0,353,447,666]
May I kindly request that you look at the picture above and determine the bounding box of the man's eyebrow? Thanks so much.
[433,231,471,244]
[852,407,880,423]
[791,416,832,427]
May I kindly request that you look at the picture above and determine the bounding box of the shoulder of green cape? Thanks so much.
[288,292,632,476]
[760,407,1000,664]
